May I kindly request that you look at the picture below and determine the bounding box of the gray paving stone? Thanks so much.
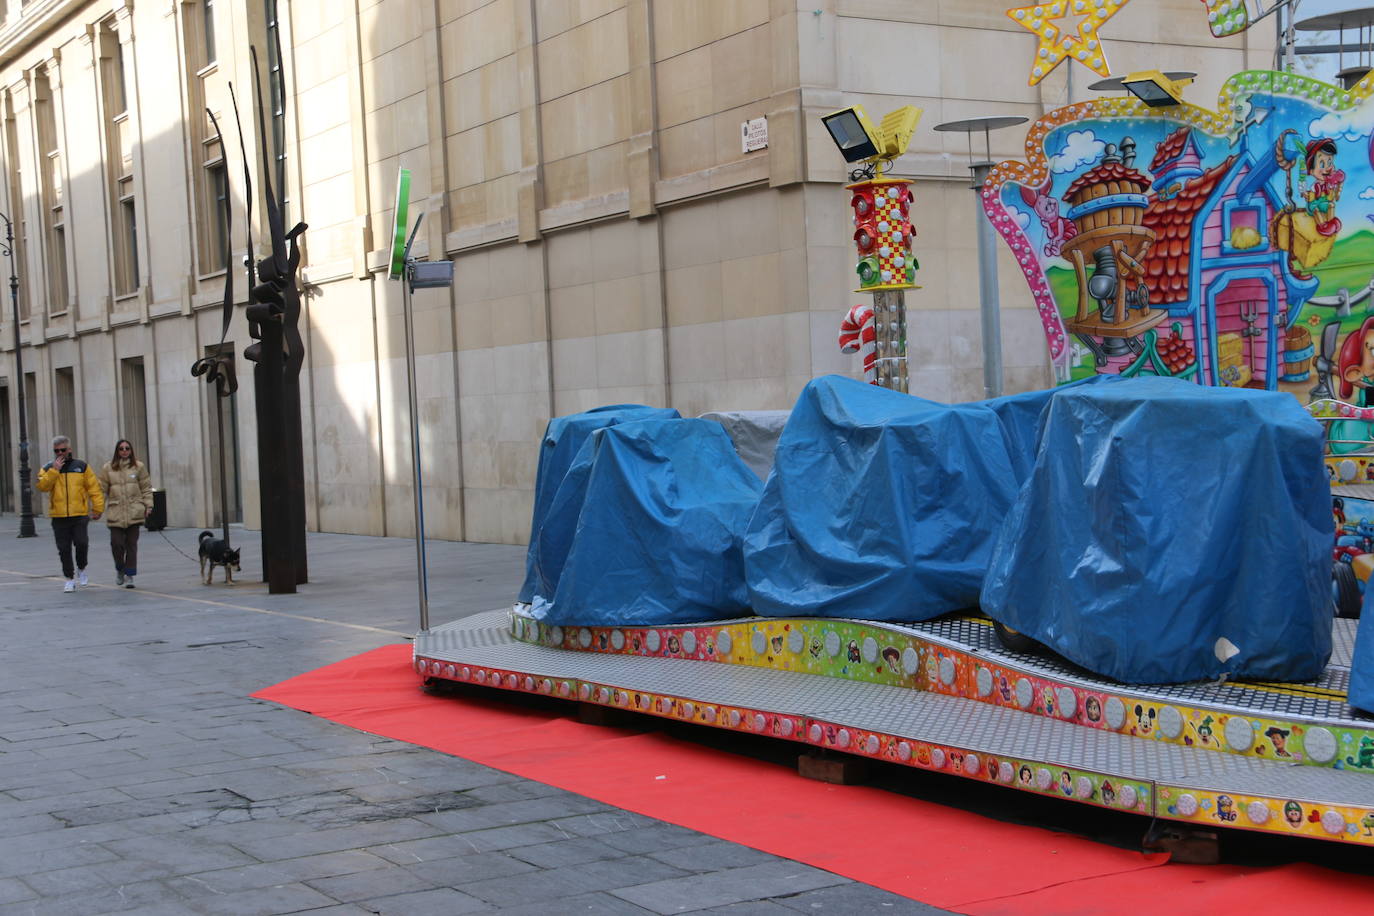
[465,853,695,907]
[415,795,613,833]
[506,835,630,869]
[599,823,727,855]
[188,881,339,915]
[487,890,657,915]
[647,841,781,875]
[700,903,797,915]
[357,886,494,915]
[611,862,849,914]
[775,883,943,913]
[404,849,539,886]
[0,878,35,906]
[0,878,182,915]
[229,816,442,860]
[305,864,441,903]
[18,863,118,898]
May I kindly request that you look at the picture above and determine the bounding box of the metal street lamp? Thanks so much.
[0,210,35,537]
[932,115,1028,399]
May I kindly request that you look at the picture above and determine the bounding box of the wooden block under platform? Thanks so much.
[798,752,869,785]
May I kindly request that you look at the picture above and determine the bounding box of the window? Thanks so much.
[119,356,148,465]
[3,98,27,320]
[203,343,241,525]
[203,148,229,271]
[23,371,36,465]
[33,71,67,315]
[120,179,138,288]
[266,0,287,217]
[53,366,75,442]
[0,383,11,513]
[203,0,216,66]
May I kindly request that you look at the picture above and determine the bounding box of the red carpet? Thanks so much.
[253,645,1374,912]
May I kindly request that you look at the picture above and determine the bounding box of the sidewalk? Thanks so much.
[0,514,936,915]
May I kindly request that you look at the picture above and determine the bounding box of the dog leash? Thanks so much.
[154,529,204,566]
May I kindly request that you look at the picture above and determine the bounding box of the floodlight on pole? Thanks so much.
[1120,70,1194,107]
[823,104,924,177]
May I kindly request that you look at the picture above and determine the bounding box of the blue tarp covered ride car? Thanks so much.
[1351,592,1374,713]
[743,375,1027,621]
[981,376,1333,684]
[527,418,763,625]
[518,404,678,603]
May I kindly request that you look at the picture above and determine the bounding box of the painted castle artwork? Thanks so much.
[987,74,1374,413]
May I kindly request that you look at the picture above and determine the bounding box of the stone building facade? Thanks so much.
[0,0,1270,543]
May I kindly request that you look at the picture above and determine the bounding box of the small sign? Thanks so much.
[741,116,768,153]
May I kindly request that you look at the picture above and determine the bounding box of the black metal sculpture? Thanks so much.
[243,42,308,594]
[190,107,238,552]
[190,37,308,595]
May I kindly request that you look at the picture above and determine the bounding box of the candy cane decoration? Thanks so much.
[838,304,877,384]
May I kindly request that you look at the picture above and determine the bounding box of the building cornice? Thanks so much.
[0,0,91,71]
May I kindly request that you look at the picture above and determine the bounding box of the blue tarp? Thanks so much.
[1351,593,1374,713]
[981,376,1117,482]
[527,418,763,625]
[518,404,678,603]
[981,376,1333,684]
[743,375,1024,621]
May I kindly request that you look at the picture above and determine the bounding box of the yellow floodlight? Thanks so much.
[823,104,924,169]
[876,105,922,158]
[1120,70,1194,108]
[823,105,882,163]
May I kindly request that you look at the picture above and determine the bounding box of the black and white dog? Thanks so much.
[198,531,242,585]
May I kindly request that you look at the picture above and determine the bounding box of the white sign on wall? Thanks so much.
[741,116,768,153]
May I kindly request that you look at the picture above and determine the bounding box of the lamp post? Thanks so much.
[933,116,1028,399]
[0,211,34,537]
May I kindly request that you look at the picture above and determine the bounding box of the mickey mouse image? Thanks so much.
[1133,704,1157,735]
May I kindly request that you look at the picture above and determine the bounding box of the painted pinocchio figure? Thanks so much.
[1303,138,1344,237]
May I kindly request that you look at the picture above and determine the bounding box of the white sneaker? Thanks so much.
[116,571,125,586]
[77,569,89,587]
[63,579,75,593]
[125,576,135,589]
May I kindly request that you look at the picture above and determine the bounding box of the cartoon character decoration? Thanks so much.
[1303,138,1344,237]
[1271,130,1341,273]
[984,73,1374,389]
[1330,316,1374,455]
[1019,183,1077,257]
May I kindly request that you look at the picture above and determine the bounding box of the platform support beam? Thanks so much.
[798,751,869,786]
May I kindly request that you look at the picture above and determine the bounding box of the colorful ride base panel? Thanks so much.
[506,612,1371,776]
[412,609,1374,849]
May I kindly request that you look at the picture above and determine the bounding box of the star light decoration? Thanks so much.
[1197,0,1252,37]
[1007,0,1133,87]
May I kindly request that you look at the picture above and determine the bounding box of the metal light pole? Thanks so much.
[0,212,35,537]
[392,205,454,633]
[933,116,1028,400]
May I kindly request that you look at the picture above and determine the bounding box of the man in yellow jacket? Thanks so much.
[36,435,105,593]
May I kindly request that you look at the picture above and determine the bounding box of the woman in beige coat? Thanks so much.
[96,439,153,588]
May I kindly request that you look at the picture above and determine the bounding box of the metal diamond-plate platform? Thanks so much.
[415,611,1374,847]
[911,615,1358,720]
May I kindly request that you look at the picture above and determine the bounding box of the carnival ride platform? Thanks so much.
[413,608,1374,848]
